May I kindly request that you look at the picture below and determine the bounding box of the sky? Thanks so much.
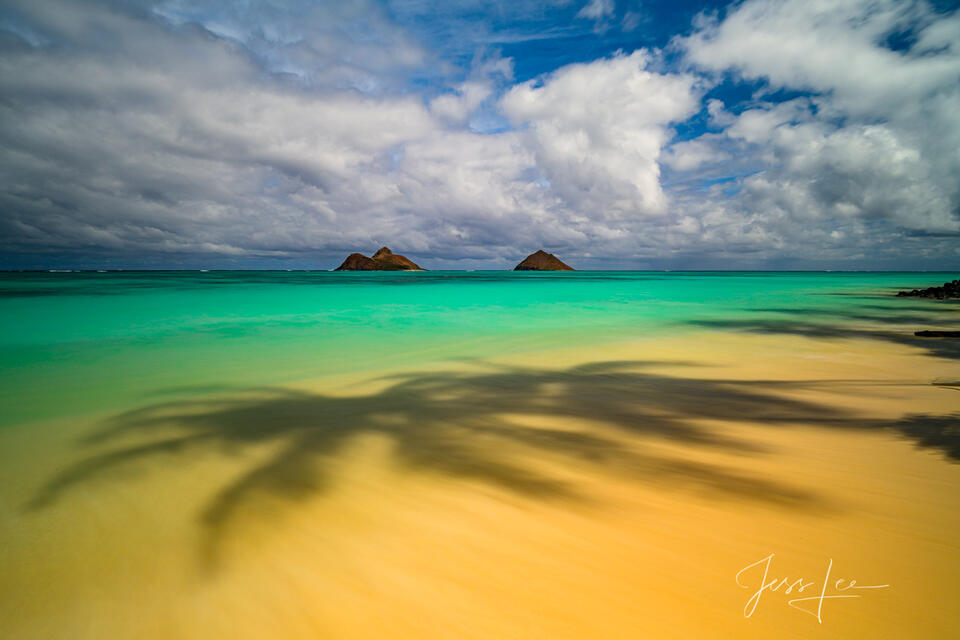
[1,0,958,270]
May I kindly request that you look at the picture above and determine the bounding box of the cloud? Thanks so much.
[667,0,960,264]
[430,51,514,127]
[661,137,731,171]
[503,50,701,219]
[150,0,434,92]
[0,1,704,267]
[577,0,614,21]
[0,0,444,261]
[430,82,494,124]
[682,0,960,119]
[722,99,812,145]
[0,0,958,269]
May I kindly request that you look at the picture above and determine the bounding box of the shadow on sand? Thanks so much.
[691,316,960,360]
[692,291,960,361]
[25,359,959,568]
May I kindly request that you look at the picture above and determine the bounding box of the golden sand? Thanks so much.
[1,331,957,639]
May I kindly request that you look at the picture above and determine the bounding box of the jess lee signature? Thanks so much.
[736,553,890,623]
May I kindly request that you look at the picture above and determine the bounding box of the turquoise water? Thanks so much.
[1,271,956,426]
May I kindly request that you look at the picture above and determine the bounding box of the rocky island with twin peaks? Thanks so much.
[335,247,424,271]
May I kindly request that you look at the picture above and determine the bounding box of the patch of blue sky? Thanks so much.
[386,0,734,80]
[662,170,765,198]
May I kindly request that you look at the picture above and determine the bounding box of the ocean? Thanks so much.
[1,270,956,426]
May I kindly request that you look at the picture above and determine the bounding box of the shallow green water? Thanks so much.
[1,271,956,426]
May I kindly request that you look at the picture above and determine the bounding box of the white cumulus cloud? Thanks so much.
[503,50,701,219]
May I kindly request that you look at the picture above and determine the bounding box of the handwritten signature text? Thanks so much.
[736,553,890,623]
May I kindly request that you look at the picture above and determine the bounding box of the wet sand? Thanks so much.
[1,330,958,639]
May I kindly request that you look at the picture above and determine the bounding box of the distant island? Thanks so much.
[514,250,574,271]
[335,247,424,271]
[333,247,574,271]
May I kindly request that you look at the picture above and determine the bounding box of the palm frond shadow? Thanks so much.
[25,360,957,568]
[689,317,960,360]
[692,293,960,360]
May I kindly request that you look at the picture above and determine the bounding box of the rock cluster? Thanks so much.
[897,279,960,299]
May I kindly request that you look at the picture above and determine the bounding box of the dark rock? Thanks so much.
[334,247,424,271]
[370,247,423,270]
[896,279,960,299]
[914,330,960,338]
[514,250,574,271]
[335,253,379,271]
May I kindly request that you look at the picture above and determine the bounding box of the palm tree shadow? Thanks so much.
[692,292,960,361]
[885,413,960,460]
[24,360,957,569]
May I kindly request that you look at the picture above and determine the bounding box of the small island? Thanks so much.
[334,247,424,271]
[514,250,574,271]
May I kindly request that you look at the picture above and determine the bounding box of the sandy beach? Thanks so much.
[2,326,957,639]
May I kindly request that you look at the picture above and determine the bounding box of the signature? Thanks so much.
[736,553,890,623]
